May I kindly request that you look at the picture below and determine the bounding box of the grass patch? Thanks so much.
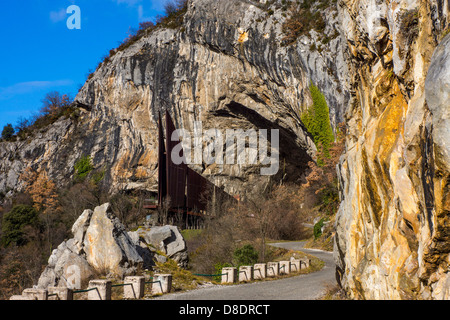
[143,259,206,298]
[181,229,203,241]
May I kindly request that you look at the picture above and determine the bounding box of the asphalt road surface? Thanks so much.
[152,241,336,300]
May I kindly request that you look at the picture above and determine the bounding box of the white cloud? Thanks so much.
[150,0,173,10]
[138,0,172,21]
[114,0,142,6]
[0,80,74,100]
[113,0,170,11]
[49,8,67,23]
[138,5,154,21]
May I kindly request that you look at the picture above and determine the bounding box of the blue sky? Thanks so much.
[0,0,169,131]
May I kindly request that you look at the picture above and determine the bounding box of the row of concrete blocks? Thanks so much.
[221,258,310,284]
[9,274,172,300]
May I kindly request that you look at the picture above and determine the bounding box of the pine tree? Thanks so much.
[1,124,14,141]
[301,83,334,165]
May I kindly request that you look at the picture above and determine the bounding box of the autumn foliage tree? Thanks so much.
[20,167,61,251]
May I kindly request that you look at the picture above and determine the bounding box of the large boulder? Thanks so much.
[37,203,143,289]
[128,225,189,269]
[82,203,143,277]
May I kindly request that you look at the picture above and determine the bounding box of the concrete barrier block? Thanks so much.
[48,287,73,300]
[10,295,33,300]
[254,263,267,280]
[22,288,48,300]
[124,276,145,299]
[267,262,279,277]
[152,274,172,295]
[88,280,112,300]
[290,260,301,272]
[239,266,253,282]
[300,258,310,269]
[221,267,237,284]
[279,261,291,275]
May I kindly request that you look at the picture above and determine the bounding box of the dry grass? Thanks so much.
[319,283,349,300]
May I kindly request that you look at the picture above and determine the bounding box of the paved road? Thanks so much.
[153,241,336,300]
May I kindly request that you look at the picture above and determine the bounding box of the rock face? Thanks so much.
[0,0,351,200]
[37,203,189,289]
[334,0,450,300]
[425,33,450,174]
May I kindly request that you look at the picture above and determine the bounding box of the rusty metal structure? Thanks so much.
[144,110,236,227]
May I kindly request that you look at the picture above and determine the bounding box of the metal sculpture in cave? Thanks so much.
[145,110,236,227]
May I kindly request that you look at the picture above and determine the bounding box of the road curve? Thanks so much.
[152,241,337,300]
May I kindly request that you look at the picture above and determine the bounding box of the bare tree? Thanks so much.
[157,196,171,226]
[40,91,72,117]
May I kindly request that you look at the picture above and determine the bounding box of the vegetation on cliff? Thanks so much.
[1,124,14,142]
[0,91,76,142]
[281,0,339,47]
[91,0,189,80]
[301,83,335,165]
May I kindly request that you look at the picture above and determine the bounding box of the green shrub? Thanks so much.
[233,244,259,266]
[214,262,232,282]
[91,168,105,185]
[313,218,325,240]
[317,181,340,215]
[74,155,93,181]
[1,205,39,247]
[301,83,334,163]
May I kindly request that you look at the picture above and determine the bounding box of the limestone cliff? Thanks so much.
[334,0,450,299]
[0,0,350,199]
